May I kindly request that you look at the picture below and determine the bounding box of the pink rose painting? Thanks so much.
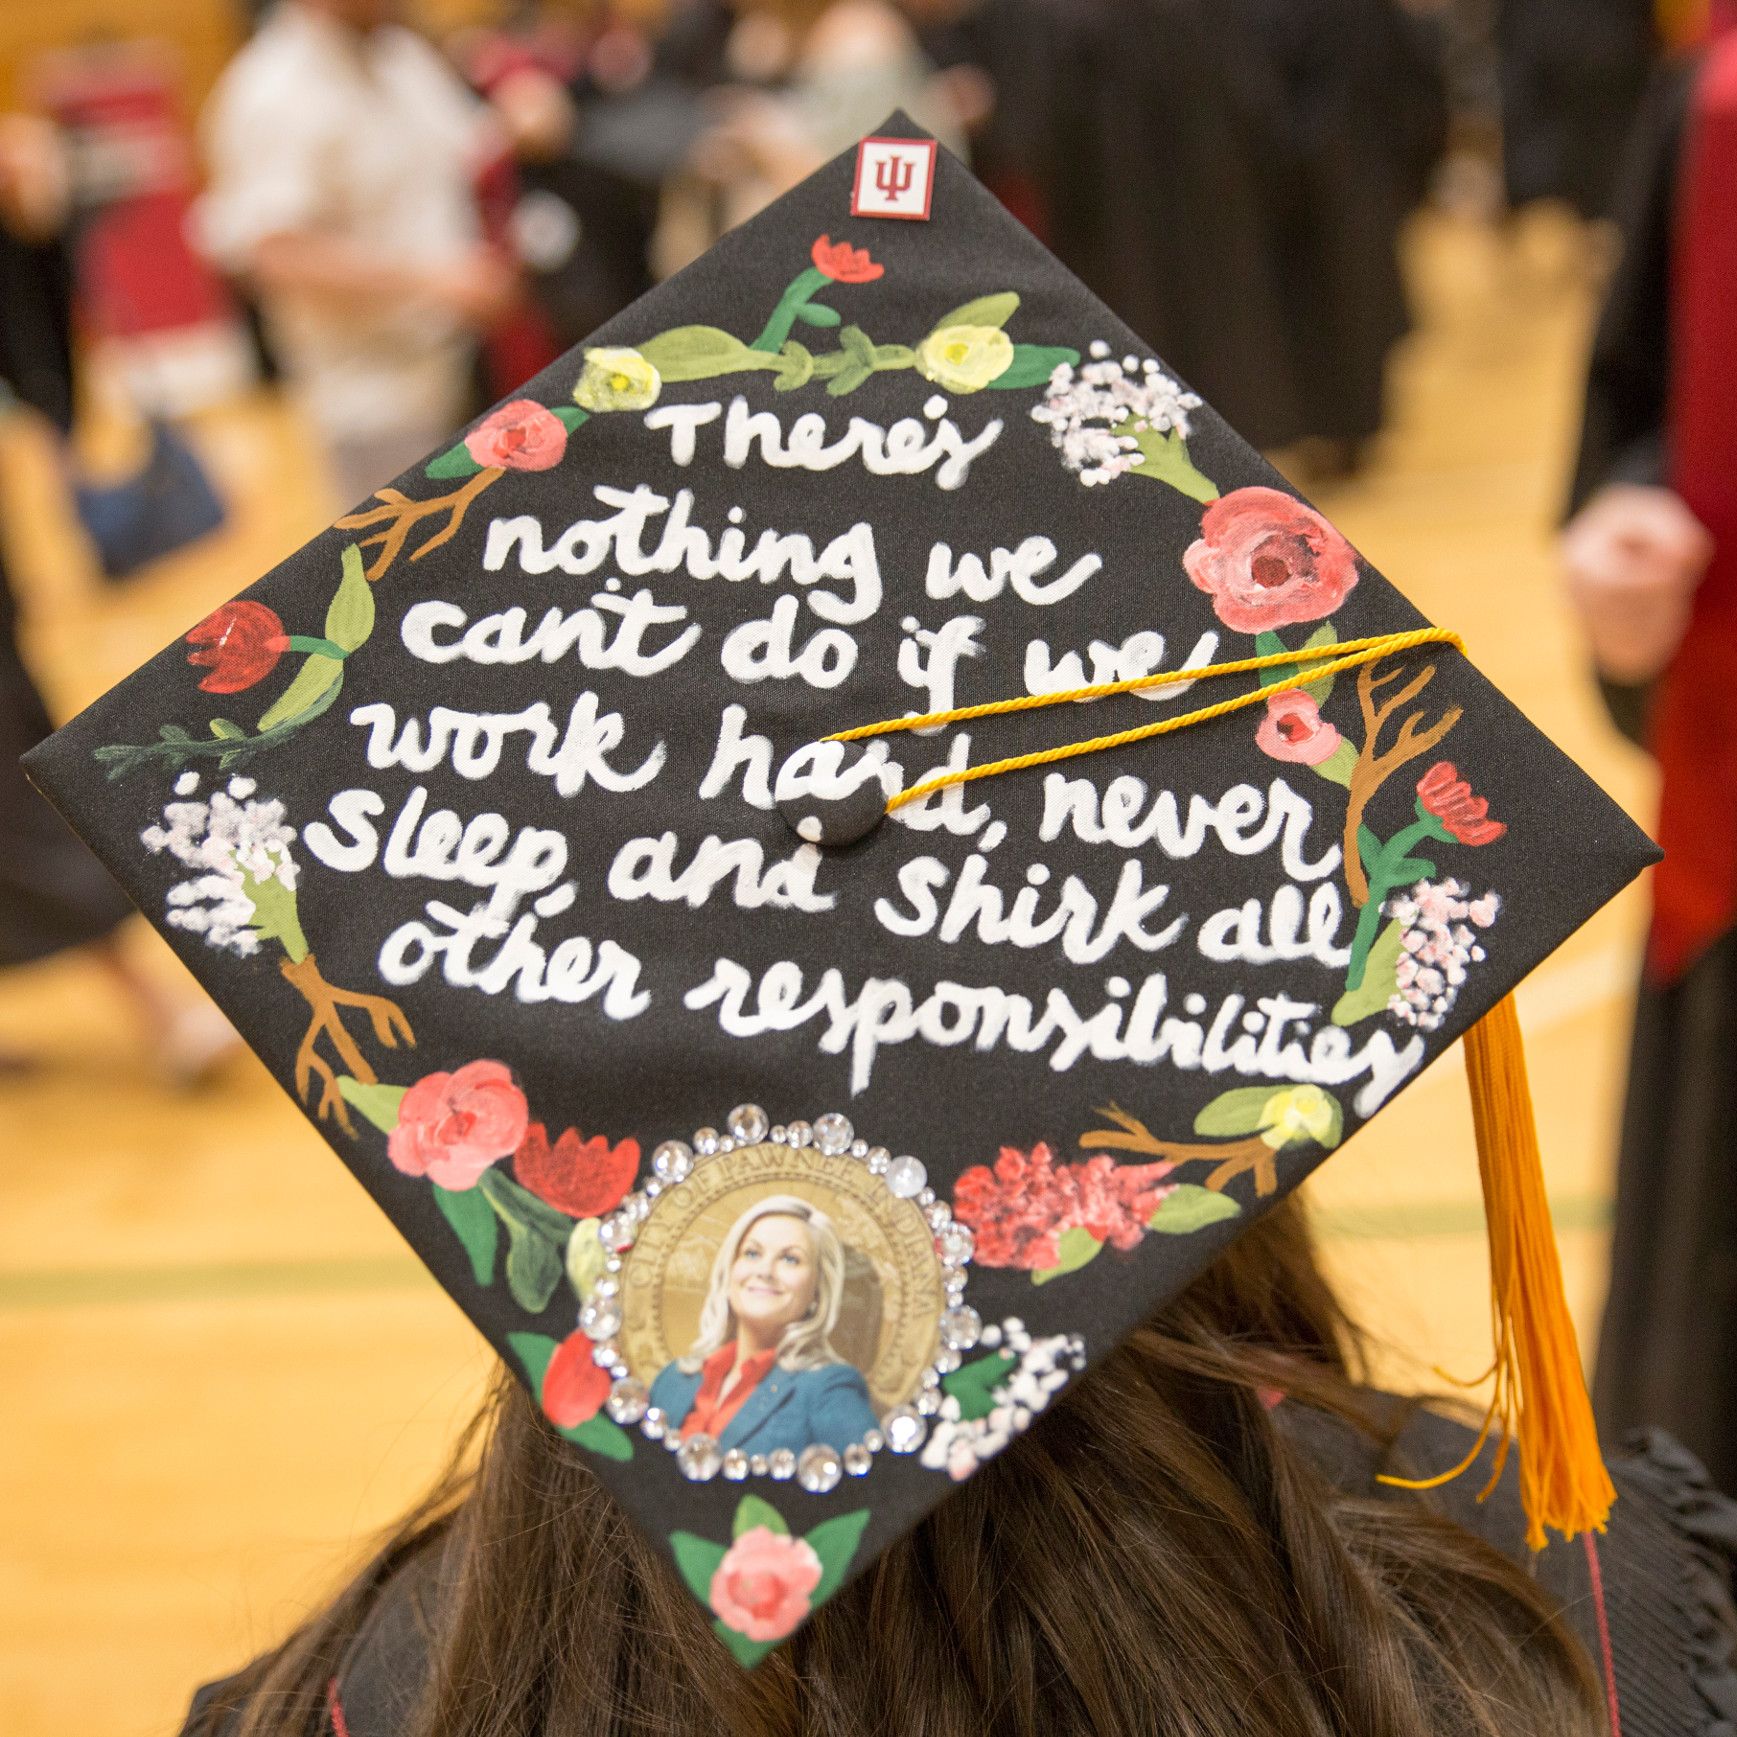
[387,1060,530,1190]
[709,1527,824,1643]
[1255,688,1343,765]
[1183,486,1360,633]
[463,399,569,472]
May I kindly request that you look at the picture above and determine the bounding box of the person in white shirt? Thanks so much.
[198,0,513,508]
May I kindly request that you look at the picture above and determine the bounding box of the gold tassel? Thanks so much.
[1380,993,1614,1550]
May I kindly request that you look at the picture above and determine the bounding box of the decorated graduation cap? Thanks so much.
[27,117,1654,1663]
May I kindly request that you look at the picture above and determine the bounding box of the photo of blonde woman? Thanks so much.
[649,1194,879,1455]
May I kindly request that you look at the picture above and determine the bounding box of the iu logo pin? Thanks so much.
[851,137,937,221]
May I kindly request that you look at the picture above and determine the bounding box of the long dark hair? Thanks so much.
[190,1199,1606,1736]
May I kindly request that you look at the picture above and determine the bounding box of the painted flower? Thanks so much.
[185,600,290,694]
[543,1330,612,1428]
[514,1122,639,1218]
[463,398,569,471]
[1182,487,1360,633]
[810,234,883,283]
[1257,1085,1337,1149]
[1385,876,1502,1030]
[953,1143,1175,1270]
[142,777,300,956]
[387,1060,529,1191]
[573,346,660,412]
[1416,762,1507,846]
[1031,347,1203,486]
[917,324,1015,392]
[709,1527,823,1643]
[1255,688,1342,765]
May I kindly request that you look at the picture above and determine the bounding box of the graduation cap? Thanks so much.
[25,117,1654,1664]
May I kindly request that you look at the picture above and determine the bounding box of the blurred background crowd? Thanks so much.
[1,0,1726,1730]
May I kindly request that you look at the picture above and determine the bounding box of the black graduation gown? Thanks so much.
[1565,57,1737,1504]
[1212,0,1445,449]
[1499,0,1656,219]
[0,225,135,969]
[949,0,1441,452]
[177,1403,1737,1737]
[1020,0,1311,450]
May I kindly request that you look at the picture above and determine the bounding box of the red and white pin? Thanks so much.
[851,137,937,221]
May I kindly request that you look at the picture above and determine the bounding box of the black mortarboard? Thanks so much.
[25,117,1656,1663]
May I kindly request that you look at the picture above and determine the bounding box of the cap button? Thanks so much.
[778,745,888,848]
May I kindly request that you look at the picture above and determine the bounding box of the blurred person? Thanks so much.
[1499,0,1657,218]
[913,0,1443,460]
[658,0,968,258]
[0,116,232,1079]
[1560,17,1737,1495]
[196,0,516,509]
[457,10,662,364]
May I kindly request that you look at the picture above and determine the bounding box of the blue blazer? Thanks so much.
[650,1356,879,1458]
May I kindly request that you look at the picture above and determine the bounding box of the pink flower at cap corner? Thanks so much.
[543,1330,612,1429]
[810,234,883,283]
[463,398,569,472]
[1182,486,1360,633]
[185,599,291,694]
[387,1060,530,1190]
[1255,687,1343,765]
[1416,761,1507,846]
[709,1526,824,1642]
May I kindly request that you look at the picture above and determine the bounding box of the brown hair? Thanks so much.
[189,1199,1606,1737]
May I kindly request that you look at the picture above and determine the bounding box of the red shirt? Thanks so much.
[680,1342,779,1440]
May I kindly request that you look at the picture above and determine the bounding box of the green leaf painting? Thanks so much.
[989,343,1079,389]
[507,1330,557,1395]
[256,653,343,733]
[932,291,1020,331]
[483,1171,572,1313]
[1193,1086,1284,1138]
[640,325,775,382]
[1256,623,1339,699]
[433,1181,499,1286]
[733,1494,789,1538]
[335,1077,406,1134]
[1031,1224,1103,1286]
[1128,425,1221,503]
[1149,1184,1242,1235]
[323,545,375,652]
[670,1531,729,1604]
[805,1509,872,1607]
[941,1351,1017,1421]
[565,1217,606,1302]
[239,868,307,961]
[425,440,482,479]
[1333,917,1407,1026]
[566,1415,633,1461]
